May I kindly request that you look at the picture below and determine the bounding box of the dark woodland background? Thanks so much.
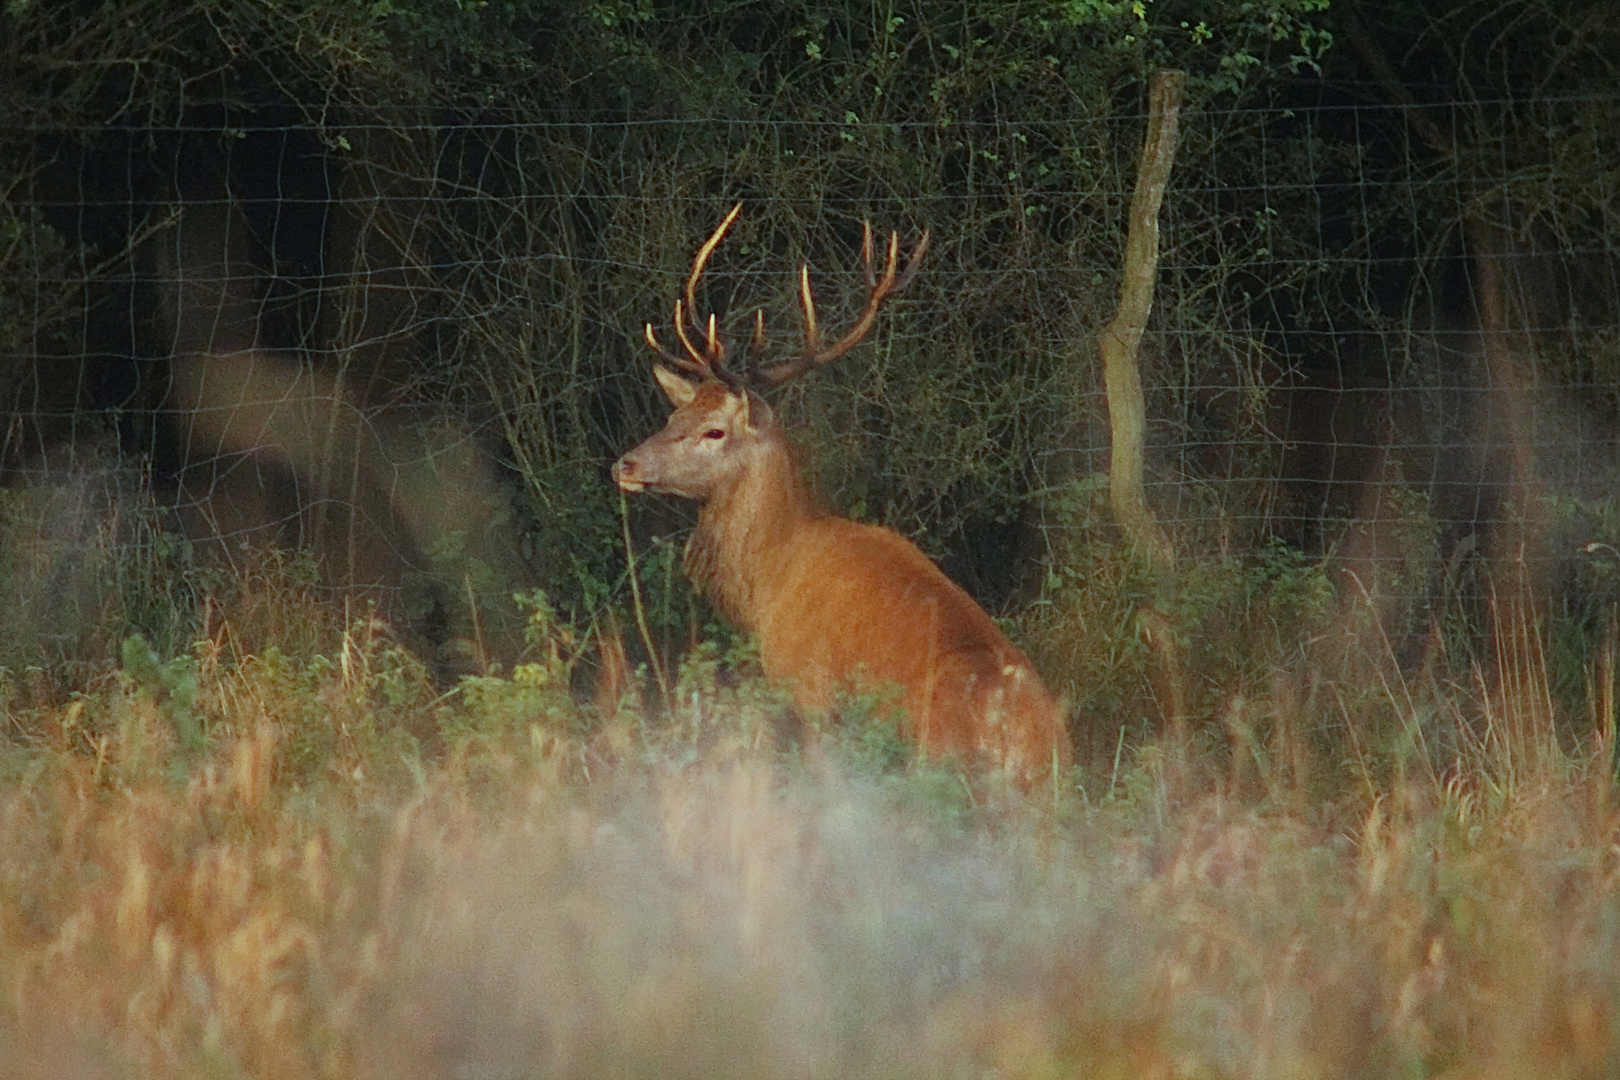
[3,0,1619,743]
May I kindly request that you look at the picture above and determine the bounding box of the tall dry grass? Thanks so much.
[2,587,1619,1080]
[0,524,1607,1080]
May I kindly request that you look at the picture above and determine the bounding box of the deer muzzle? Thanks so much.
[612,455,648,493]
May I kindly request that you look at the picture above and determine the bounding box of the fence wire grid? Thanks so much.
[3,94,1620,678]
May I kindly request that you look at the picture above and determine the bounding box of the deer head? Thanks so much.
[613,204,929,502]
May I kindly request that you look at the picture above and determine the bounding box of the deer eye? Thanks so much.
[702,428,725,440]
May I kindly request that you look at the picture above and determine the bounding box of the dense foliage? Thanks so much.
[1,0,1619,740]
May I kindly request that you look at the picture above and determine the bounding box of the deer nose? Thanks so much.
[613,456,647,492]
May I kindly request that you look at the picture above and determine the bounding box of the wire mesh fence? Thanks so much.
[3,89,1620,688]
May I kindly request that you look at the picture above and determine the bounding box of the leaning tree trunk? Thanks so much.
[1099,68,1183,573]
[1093,69,1187,742]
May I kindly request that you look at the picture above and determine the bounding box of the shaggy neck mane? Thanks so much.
[684,433,817,630]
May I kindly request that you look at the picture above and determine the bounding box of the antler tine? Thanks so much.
[892,228,930,293]
[861,221,878,289]
[645,320,709,377]
[798,264,822,354]
[754,225,930,389]
[668,299,715,373]
[705,312,726,367]
[747,308,768,368]
[684,202,743,350]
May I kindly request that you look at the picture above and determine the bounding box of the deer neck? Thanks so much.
[685,435,815,631]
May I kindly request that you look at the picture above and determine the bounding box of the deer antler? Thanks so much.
[644,204,928,391]
[684,203,742,352]
[753,221,929,389]
[643,311,706,377]
[644,203,744,379]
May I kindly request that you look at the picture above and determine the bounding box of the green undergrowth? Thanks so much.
[2,546,1620,1079]
[6,488,1620,1076]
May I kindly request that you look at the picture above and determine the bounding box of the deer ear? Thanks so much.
[653,365,697,406]
[731,387,759,434]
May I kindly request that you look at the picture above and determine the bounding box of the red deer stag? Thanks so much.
[614,206,1070,786]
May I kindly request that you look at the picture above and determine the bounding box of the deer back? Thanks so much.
[751,512,1070,783]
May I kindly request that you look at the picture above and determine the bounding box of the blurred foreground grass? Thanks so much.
[2,609,1618,1080]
